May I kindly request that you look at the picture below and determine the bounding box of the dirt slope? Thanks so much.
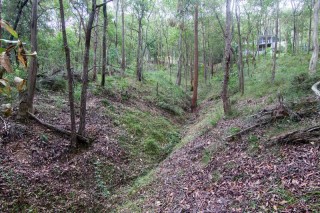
[117,99,320,212]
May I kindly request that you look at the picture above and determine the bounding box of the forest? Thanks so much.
[0,0,320,211]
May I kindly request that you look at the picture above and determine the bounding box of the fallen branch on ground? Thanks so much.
[269,125,320,145]
[28,112,91,145]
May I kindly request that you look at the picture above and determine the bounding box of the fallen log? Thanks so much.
[28,112,91,145]
[269,125,320,145]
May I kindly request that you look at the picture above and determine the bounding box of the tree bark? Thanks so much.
[309,0,320,74]
[59,0,77,147]
[222,0,232,115]
[78,0,96,136]
[236,0,244,95]
[27,0,38,113]
[136,17,143,81]
[10,0,29,41]
[101,0,107,86]
[121,0,126,73]
[93,10,100,82]
[308,0,314,54]
[272,0,279,83]
[176,28,183,86]
[191,4,199,113]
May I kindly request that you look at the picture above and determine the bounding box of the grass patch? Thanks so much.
[119,108,180,162]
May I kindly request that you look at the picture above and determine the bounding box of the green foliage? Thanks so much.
[228,127,241,135]
[119,109,180,159]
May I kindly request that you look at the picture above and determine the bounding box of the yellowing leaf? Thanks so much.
[0,20,18,38]
[0,52,12,73]
[14,76,26,92]
[17,40,27,68]
[0,78,8,86]
[23,51,37,56]
[1,103,12,117]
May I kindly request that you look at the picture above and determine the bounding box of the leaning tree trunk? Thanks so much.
[59,0,77,147]
[27,0,38,113]
[10,0,29,41]
[222,0,232,115]
[78,0,96,136]
[191,4,199,113]
[309,0,320,74]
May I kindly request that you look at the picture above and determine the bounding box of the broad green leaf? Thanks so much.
[0,20,18,38]
[0,48,6,54]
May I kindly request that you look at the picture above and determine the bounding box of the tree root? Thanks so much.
[28,112,92,145]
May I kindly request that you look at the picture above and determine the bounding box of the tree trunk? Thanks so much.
[136,18,143,81]
[236,0,244,95]
[10,0,29,41]
[121,0,126,73]
[191,4,199,113]
[27,0,38,113]
[176,28,182,86]
[308,0,314,54]
[78,0,96,136]
[58,0,77,147]
[309,0,320,74]
[101,0,107,86]
[272,0,279,83]
[93,10,100,82]
[222,0,232,115]
[0,0,2,47]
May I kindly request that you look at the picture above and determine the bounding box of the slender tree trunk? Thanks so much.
[176,28,183,86]
[0,0,2,47]
[58,0,77,147]
[27,0,38,113]
[121,0,126,73]
[308,0,314,53]
[78,0,96,136]
[101,0,107,86]
[236,0,244,95]
[309,0,320,74]
[222,0,232,115]
[10,0,29,41]
[272,0,279,83]
[191,4,199,113]
[136,18,143,81]
[93,10,100,81]
[201,19,207,84]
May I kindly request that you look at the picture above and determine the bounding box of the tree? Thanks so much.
[121,0,126,73]
[222,0,232,115]
[10,0,29,41]
[101,0,108,86]
[58,0,77,147]
[132,0,153,81]
[27,0,38,113]
[309,0,320,74]
[191,3,198,112]
[272,0,279,83]
[235,0,244,95]
[78,0,97,136]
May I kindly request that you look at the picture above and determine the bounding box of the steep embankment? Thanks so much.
[114,56,320,212]
[0,70,191,211]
